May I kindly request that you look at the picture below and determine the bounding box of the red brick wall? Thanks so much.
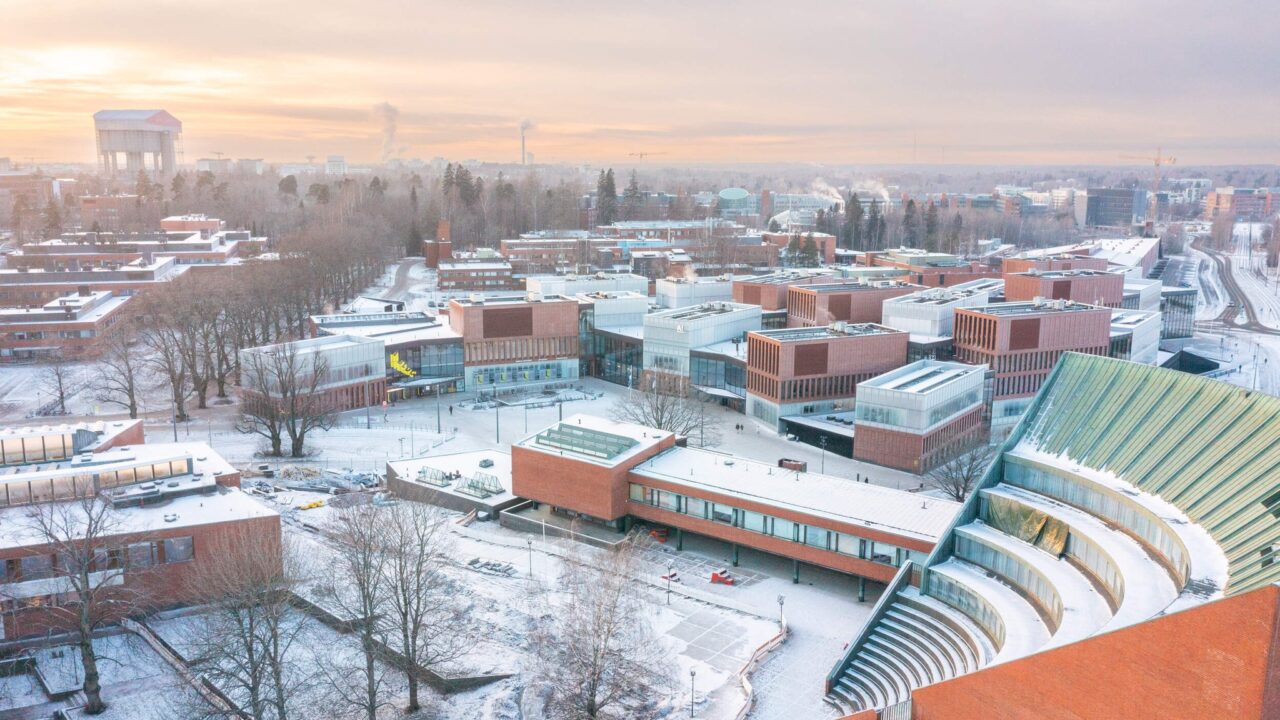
[853,425,925,472]
[510,434,676,521]
[907,584,1280,720]
[1,513,280,640]
[1004,272,1124,307]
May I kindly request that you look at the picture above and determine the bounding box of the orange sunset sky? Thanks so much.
[2,0,1277,166]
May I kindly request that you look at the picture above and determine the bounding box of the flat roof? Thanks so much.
[861,360,986,394]
[963,300,1105,317]
[794,281,918,293]
[438,262,512,270]
[0,487,276,551]
[885,286,989,306]
[449,293,574,306]
[517,414,671,468]
[387,449,513,504]
[1013,269,1119,279]
[736,270,833,285]
[0,442,237,486]
[632,447,959,541]
[753,323,901,342]
[647,302,758,322]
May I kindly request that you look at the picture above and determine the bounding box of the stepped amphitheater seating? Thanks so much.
[825,354,1280,715]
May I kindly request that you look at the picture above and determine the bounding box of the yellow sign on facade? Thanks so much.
[389,352,416,378]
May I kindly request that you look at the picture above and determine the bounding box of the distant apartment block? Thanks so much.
[437,260,518,292]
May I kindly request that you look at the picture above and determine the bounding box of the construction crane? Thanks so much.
[628,151,667,161]
[1120,147,1176,222]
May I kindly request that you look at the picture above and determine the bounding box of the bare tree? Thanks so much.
[182,528,315,720]
[926,443,998,501]
[610,371,722,448]
[533,533,675,719]
[39,353,76,415]
[380,503,474,713]
[236,343,337,457]
[17,495,151,714]
[326,504,390,720]
[93,330,145,419]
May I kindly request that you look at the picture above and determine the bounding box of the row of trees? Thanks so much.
[11,493,677,719]
[84,216,394,459]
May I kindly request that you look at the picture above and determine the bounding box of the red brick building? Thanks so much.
[745,324,909,428]
[953,300,1111,429]
[732,270,835,310]
[871,583,1280,720]
[447,294,581,393]
[1003,269,1125,307]
[0,425,277,641]
[0,290,131,362]
[510,414,958,589]
[437,260,519,291]
[1000,254,1108,274]
[786,280,923,327]
[762,231,839,264]
[851,360,988,473]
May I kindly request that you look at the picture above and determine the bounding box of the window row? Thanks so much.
[0,536,194,587]
[628,483,924,567]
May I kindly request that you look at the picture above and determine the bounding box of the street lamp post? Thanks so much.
[495,401,501,444]
[398,437,405,458]
[689,668,697,718]
[819,435,828,474]
[667,562,675,605]
[777,594,786,623]
[526,538,534,583]
[435,384,442,434]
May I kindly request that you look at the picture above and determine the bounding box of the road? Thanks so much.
[1192,239,1280,336]
[383,256,423,301]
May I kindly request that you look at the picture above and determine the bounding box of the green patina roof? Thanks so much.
[1021,353,1280,595]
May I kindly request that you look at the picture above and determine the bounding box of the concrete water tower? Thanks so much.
[93,109,182,176]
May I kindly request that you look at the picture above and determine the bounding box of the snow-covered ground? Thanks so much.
[1189,222,1280,396]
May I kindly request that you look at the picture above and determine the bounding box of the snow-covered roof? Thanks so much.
[517,414,672,468]
[387,450,513,504]
[0,487,275,551]
[632,447,959,541]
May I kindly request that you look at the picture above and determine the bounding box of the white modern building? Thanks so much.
[642,302,761,377]
[239,334,386,410]
[655,275,736,309]
[1109,309,1161,365]
[576,291,649,330]
[526,272,649,297]
[852,360,988,473]
[881,285,994,340]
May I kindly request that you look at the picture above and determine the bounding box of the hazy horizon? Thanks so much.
[4,0,1278,167]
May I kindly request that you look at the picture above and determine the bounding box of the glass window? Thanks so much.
[658,491,680,512]
[804,526,830,549]
[20,554,54,581]
[127,542,156,569]
[628,483,645,502]
[685,497,707,519]
[774,519,799,542]
[869,541,897,566]
[710,504,734,524]
[164,537,194,563]
[836,533,861,557]
[742,510,768,534]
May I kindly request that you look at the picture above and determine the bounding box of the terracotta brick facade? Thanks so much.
[888,584,1280,720]
[853,406,986,473]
